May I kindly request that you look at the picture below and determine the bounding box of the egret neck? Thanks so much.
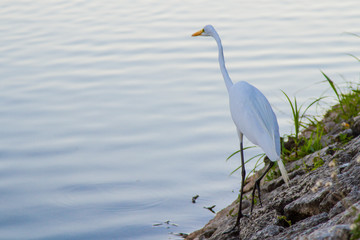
[212,32,233,92]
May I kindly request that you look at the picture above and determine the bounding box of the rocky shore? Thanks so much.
[185,105,360,240]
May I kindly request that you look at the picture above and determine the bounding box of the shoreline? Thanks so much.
[185,102,360,240]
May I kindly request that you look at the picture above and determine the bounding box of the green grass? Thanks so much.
[264,163,280,182]
[227,146,265,177]
[310,156,324,171]
[281,91,324,161]
[322,71,360,121]
[277,215,292,227]
[351,212,360,240]
[298,123,324,158]
[338,132,353,144]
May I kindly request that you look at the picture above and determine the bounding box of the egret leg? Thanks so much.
[224,142,246,234]
[224,141,247,235]
[250,161,274,213]
[235,141,247,226]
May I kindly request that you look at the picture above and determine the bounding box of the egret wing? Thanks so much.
[229,81,280,160]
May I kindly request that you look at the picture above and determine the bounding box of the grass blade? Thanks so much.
[226,146,256,161]
[346,53,360,62]
[321,71,345,114]
[321,71,341,100]
[229,153,265,176]
[300,96,326,120]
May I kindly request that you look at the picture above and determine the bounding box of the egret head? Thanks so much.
[192,25,216,37]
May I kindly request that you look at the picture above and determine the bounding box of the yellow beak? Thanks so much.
[192,29,203,37]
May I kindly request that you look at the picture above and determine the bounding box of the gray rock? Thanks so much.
[249,225,284,240]
[284,189,330,223]
[297,224,351,240]
[185,114,360,240]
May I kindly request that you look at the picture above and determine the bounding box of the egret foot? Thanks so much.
[222,213,249,235]
[250,178,263,213]
[250,161,274,213]
[222,226,239,235]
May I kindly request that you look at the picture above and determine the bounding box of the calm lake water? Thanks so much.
[0,0,359,239]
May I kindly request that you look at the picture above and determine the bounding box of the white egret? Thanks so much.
[192,25,290,231]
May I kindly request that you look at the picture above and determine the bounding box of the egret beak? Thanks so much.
[192,29,204,37]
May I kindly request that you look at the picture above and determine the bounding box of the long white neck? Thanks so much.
[212,32,233,92]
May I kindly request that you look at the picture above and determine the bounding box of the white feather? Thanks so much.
[277,159,290,187]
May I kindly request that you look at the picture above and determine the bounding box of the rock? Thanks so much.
[275,213,329,239]
[249,225,284,240]
[185,135,360,240]
[351,115,360,136]
[284,189,330,223]
[297,224,351,240]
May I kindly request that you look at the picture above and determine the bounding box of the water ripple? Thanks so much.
[0,0,359,239]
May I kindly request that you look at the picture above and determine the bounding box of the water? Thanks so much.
[0,0,359,239]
